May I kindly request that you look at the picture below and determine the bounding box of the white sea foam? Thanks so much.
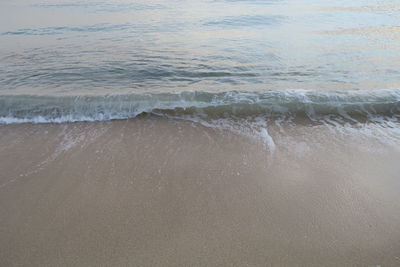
[0,90,398,124]
[260,127,276,152]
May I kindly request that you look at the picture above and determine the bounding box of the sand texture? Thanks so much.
[1,117,400,266]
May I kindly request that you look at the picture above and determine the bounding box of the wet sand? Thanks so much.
[1,117,400,266]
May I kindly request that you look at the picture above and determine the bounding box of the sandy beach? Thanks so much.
[1,117,400,266]
[2,0,400,265]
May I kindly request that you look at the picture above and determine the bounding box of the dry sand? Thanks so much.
[0,117,400,266]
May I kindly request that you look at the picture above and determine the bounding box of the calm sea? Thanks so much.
[0,0,399,123]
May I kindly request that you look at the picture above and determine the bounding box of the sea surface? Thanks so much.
[0,0,399,126]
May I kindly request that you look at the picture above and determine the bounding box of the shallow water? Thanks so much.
[1,0,400,96]
[1,0,400,125]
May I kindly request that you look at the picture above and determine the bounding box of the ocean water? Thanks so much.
[0,0,400,140]
[2,2,400,265]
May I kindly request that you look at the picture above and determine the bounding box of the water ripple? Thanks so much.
[204,15,284,28]
[33,1,165,13]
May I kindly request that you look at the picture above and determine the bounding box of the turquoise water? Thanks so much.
[0,0,399,122]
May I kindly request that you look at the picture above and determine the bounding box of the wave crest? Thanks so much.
[0,90,399,124]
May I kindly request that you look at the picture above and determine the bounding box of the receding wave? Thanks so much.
[0,90,399,124]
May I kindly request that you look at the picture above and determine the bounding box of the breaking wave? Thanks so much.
[0,89,399,124]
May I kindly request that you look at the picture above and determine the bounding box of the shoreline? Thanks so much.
[1,117,400,266]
